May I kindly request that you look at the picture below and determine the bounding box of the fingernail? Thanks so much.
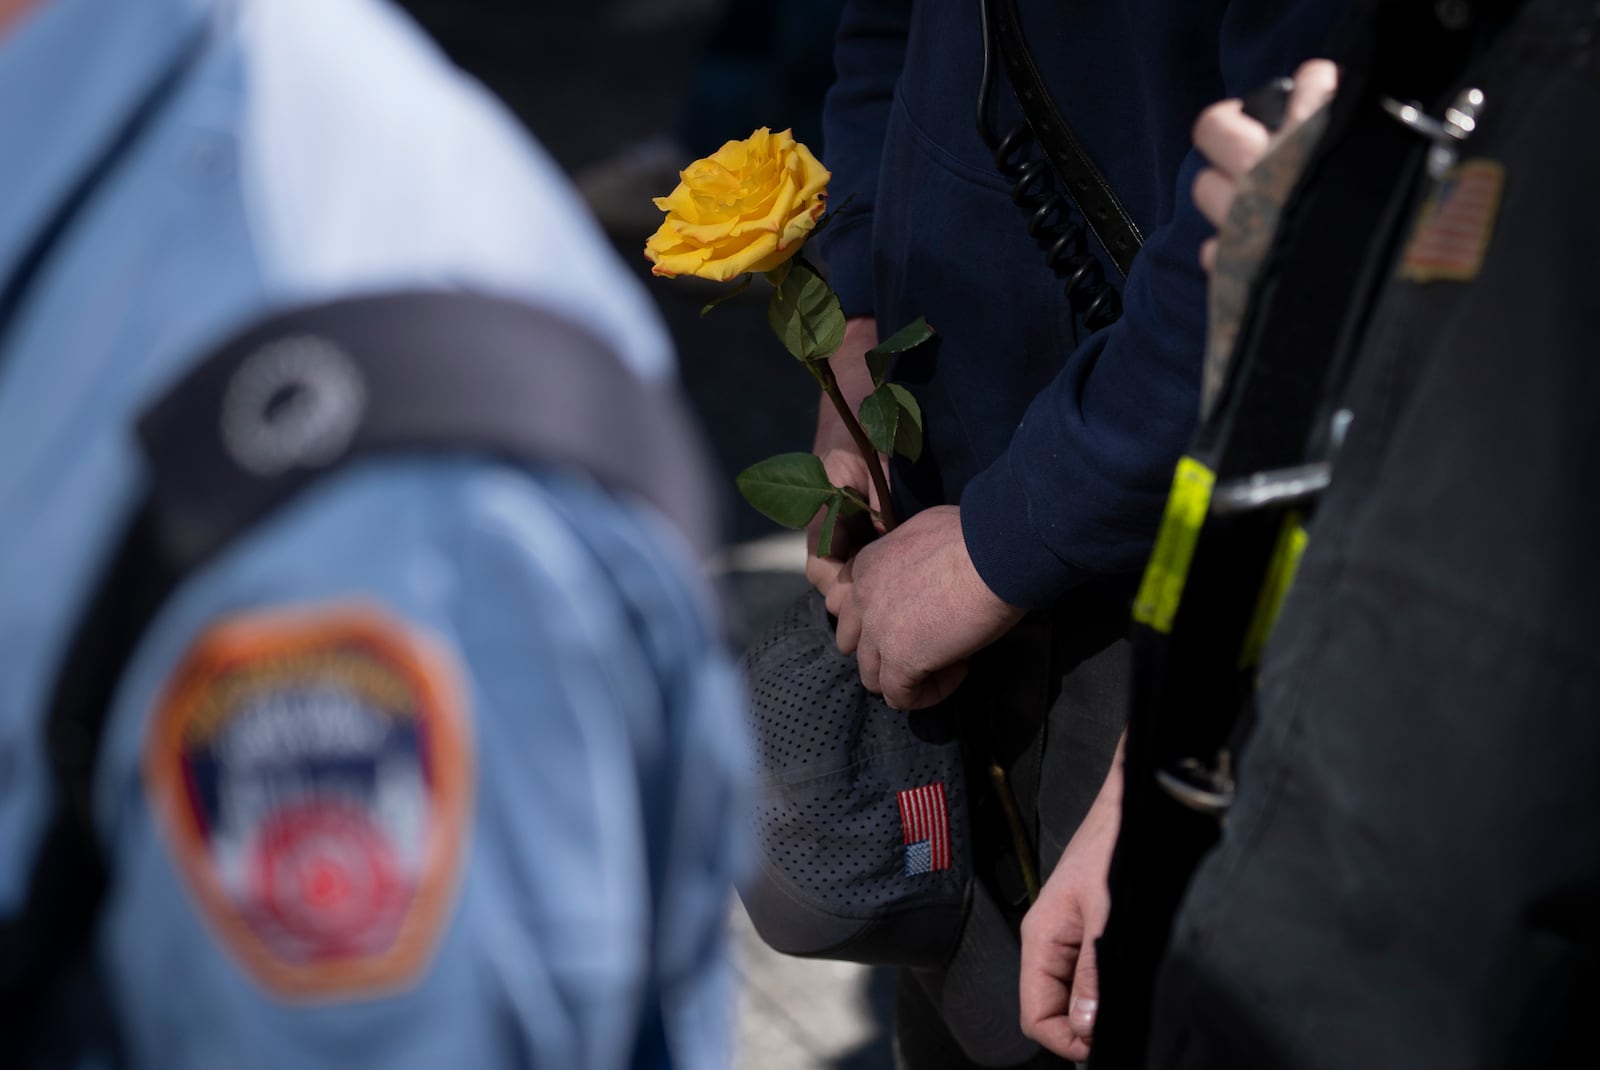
[1070,997,1098,1032]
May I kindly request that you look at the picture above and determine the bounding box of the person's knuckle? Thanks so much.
[1296,57,1329,81]
[1193,98,1234,141]
[884,668,919,704]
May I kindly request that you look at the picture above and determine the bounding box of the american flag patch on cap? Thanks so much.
[897,782,951,875]
[1399,159,1505,283]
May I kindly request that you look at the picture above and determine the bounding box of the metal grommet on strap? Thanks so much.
[220,335,368,478]
[1156,751,1236,819]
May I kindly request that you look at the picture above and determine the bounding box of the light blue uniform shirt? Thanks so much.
[0,0,747,1066]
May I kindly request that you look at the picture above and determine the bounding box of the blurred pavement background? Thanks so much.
[395,1,896,1066]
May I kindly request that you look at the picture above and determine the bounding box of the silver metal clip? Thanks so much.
[1156,751,1236,818]
[1382,88,1486,178]
[1210,462,1331,517]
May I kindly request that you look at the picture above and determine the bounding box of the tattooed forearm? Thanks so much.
[1202,108,1331,419]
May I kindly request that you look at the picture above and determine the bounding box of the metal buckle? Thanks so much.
[1382,88,1486,178]
[1210,407,1351,518]
[1156,751,1236,818]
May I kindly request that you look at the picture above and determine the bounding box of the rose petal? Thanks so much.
[706,232,782,279]
[733,172,800,237]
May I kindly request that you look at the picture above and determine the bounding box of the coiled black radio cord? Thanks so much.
[976,1,1122,330]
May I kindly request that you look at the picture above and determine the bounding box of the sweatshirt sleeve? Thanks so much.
[809,0,913,318]
[960,0,1339,609]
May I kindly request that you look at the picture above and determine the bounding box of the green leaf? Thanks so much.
[873,316,935,354]
[817,489,873,558]
[865,351,892,389]
[838,488,869,514]
[699,273,754,317]
[858,385,900,455]
[735,452,837,529]
[815,492,843,558]
[888,383,923,462]
[766,260,846,363]
[865,316,935,387]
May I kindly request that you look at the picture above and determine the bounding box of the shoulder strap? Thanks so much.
[982,0,1145,277]
[3,291,718,1060]
[140,290,718,570]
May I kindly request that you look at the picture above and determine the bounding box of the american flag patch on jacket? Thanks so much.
[897,782,951,875]
[1399,159,1505,283]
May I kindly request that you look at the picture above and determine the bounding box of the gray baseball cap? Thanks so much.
[738,590,1041,1067]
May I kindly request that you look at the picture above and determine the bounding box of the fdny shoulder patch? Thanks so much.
[1399,159,1505,284]
[144,603,473,1000]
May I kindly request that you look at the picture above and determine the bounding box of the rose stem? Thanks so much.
[989,760,1040,903]
[812,359,898,532]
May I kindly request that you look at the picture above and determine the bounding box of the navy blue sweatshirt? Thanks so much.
[813,0,1341,608]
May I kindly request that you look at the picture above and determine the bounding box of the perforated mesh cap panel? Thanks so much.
[740,589,970,948]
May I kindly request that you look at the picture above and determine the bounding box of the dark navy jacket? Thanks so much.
[814,0,1342,608]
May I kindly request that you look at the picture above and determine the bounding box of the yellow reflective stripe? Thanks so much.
[1238,513,1309,668]
[1133,456,1216,634]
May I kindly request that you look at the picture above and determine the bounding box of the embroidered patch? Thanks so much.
[144,604,472,1000]
[1398,159,1505,283]
[897,783,950,876]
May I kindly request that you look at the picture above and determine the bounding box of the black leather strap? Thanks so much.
[983,0,1144,277]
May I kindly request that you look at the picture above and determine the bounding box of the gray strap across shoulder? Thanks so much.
[139,290,719,569]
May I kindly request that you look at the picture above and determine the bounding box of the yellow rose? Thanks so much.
[645,127,830,282]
